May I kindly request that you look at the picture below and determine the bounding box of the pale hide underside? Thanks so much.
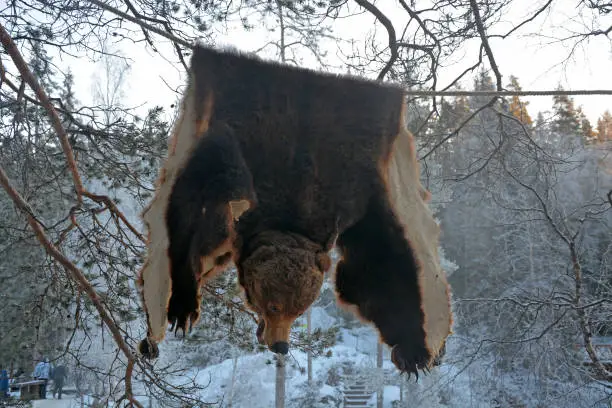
[385,112,453,360]
[138,81,205,343]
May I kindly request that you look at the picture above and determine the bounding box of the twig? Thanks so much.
[0,22,85,203]
[1,23,147,246]
[122,0,189,71]
[492,0,554,40]
[83,191,145,242]
[421,97,499,160]
[354,0,398,81]
[202,286,258,324]
[0,164,141,388]
[85,0,192,49]
[68,1,612,97]
[570,241,612,382]
[2,24,148,405]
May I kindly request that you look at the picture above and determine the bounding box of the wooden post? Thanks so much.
[377,341,383,408]
[275,354,286,408]
[228,355,238,408]
[307,308,313,385]
[399,375,404,405]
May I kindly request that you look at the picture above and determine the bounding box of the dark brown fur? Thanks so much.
[335,186,430,371]
[166,124,256,331]
[155,45,434,374]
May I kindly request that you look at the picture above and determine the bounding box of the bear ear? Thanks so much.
[315,252,331,273]
[229,199,251,221]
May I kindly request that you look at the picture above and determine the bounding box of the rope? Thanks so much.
[405,90,612,97]
[83,0,612,98]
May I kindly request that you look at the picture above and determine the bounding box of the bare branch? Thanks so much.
[353,0,398,80]
[0,165,144,405]
[421,97,499,160]
[0,22,85,203]
[468,0,503,90]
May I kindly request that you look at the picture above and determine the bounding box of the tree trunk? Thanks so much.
[275,0,286,63]
[570,242,612,381]
[275,354,286,408]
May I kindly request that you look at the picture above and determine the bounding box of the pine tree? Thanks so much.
[0,39,76,372]
[434,94,470,134]
[581,117,597,143]
[551,86,581,135]
[507,76,533,126]
[596,110,612,143]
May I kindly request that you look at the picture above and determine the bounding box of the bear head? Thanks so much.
[237,230,331,354]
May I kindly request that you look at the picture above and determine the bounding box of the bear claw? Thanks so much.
[138,337,159,359]
[167,300,199,338]
[391,344,431,379]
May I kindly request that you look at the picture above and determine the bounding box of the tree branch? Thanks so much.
[353,0,398,80]
[122,0,189,72]
[468,0,503,90]
[1,28,146,245]
[0,165,143,406]
[0,22,85,203]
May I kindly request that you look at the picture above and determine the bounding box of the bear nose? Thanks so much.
[270,341,289,355]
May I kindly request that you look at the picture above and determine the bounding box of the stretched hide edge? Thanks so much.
[385,102,453,361]
[137,75,213,347]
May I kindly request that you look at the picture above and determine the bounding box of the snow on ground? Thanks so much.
[22,309,489,407]
[155,306,379,407]
[188,343,364,407]
[167,306,476,408]
[31,398,80,408]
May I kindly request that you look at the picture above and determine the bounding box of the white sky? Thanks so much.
[63,0,612,125]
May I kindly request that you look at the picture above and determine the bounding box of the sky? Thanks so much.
[62,0,612,125]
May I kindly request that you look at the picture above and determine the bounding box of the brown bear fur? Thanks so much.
[237,230,328,348]
[137,44,452,376]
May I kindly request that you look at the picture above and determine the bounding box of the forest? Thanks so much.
[0,0,611,407]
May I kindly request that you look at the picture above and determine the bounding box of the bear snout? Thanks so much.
[270,341,289,355]
[260,315,293,351]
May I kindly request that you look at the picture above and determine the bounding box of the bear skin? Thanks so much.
[137,44,452,376]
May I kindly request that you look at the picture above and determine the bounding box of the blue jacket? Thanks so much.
[0,369,8,393]
[33,362,51,380]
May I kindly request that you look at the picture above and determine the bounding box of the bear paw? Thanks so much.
[167,292,200,337]
[391,343,431,379]
[138,337,159,359]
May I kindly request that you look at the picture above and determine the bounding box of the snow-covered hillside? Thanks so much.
[128,306,481,408]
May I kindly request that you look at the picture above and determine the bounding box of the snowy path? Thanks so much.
[31,398,80,408]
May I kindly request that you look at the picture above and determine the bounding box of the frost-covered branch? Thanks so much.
[0,164,144,407]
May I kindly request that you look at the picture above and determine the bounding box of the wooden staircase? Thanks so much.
[342,368,398,407]
[343,376,374,407]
